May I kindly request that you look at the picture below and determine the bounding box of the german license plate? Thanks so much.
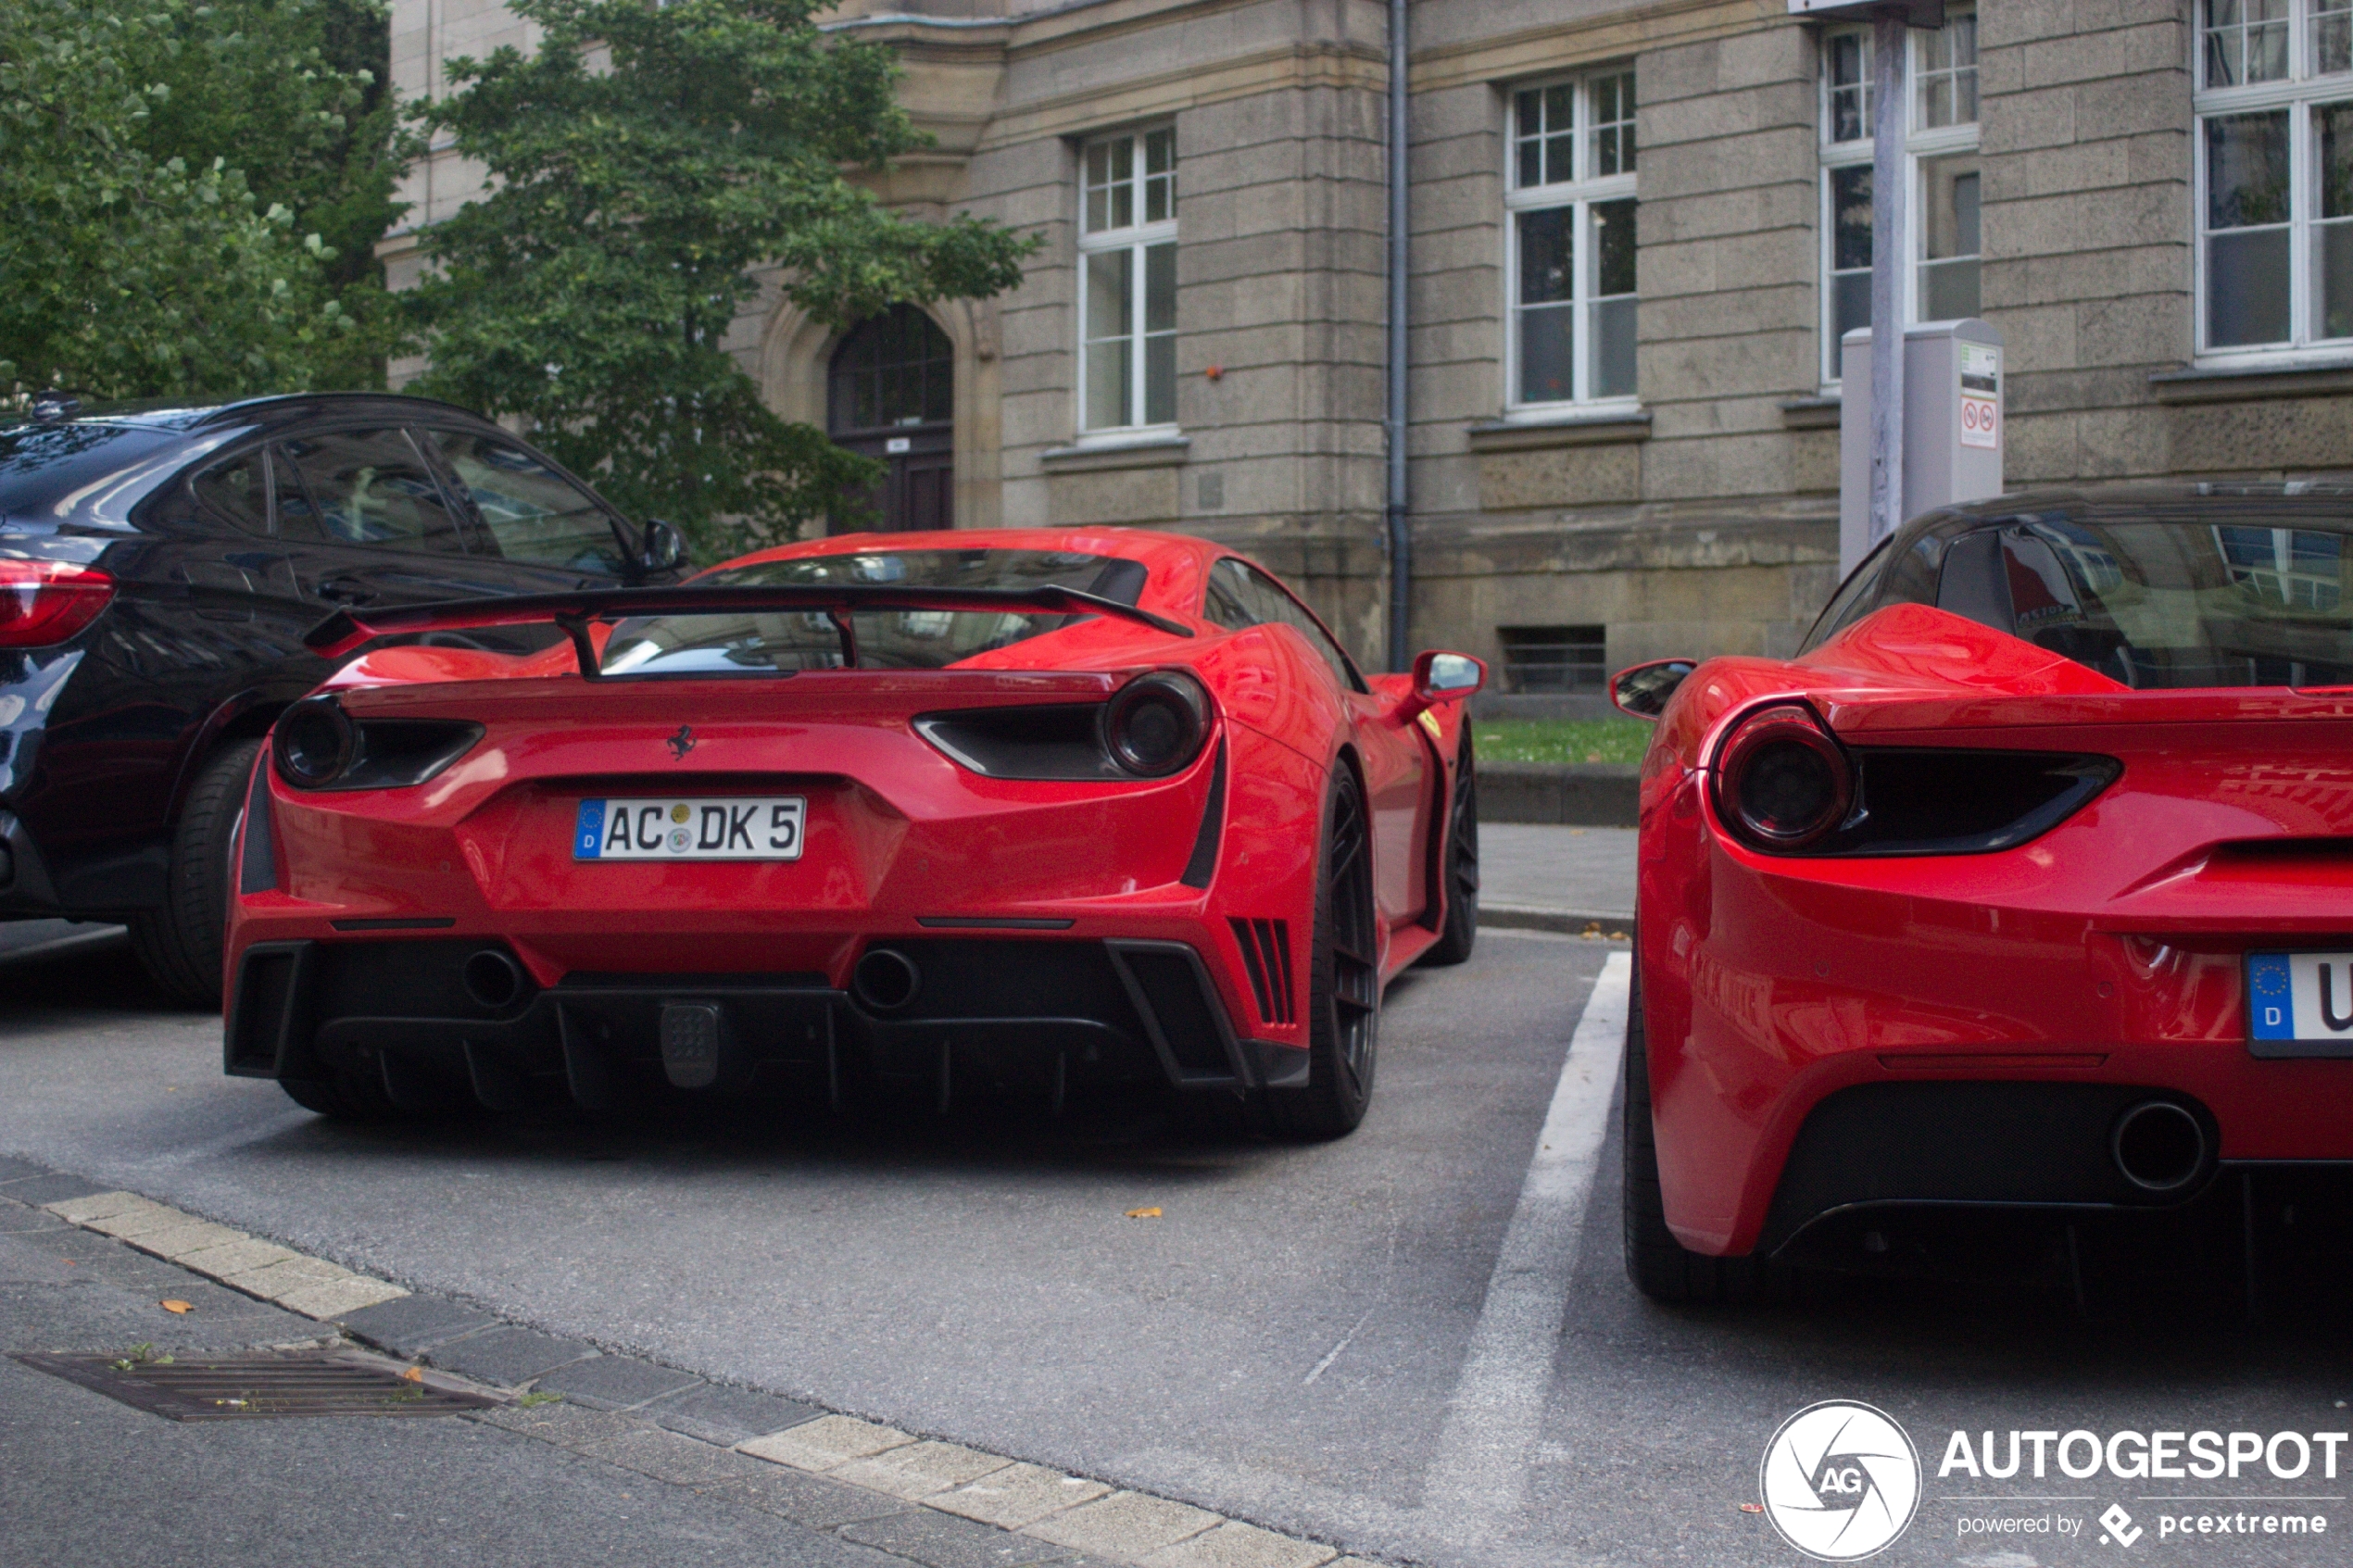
[574,797,806,861]
[2246,950,2353,1057]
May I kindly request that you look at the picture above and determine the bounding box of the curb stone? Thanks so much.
[0,1156,1384,1568]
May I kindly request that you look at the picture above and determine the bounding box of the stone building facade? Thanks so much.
[384,0,2352,695]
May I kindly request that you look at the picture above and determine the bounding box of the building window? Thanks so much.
[1078,127,1176,433]
[1817,9,1980,384]
[1505,69,1639,410]
[1497,625,1607,693]
[2195,0,2353,357]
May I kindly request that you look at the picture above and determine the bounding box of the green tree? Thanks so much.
[0,0,361,398]
[408,0,1038,555]
[128,0,415,385]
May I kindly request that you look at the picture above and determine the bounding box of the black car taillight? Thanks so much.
[1103,671,1210,778]
[1712,707,2120,859]
[274,697,356,788]
[0,560,113,647]
[914,674,1215,782]
[1714,704,1852,850]
[273,696,482,791]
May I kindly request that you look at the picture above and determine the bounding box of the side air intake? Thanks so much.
[1228,918,1294,1024]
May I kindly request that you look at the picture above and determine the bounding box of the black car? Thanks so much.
[0,393,687,1004]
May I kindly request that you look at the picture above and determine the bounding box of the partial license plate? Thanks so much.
[575,797,806,861]
[2246,950,2353,1057]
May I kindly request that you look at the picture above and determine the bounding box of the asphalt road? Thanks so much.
[6,926,2353,1568]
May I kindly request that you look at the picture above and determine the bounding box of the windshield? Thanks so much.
[598,547,1148,676]
[0,423,184,522]
[1936,514,2353,688]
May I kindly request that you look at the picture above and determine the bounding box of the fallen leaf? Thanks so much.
[1125,1207,1163,1219]
[403,1366,426,1384]
[159,1299,193,1314]
[1584,751,1604,762]
[1609,931,1629,941]
[1740,1502,1765,1513]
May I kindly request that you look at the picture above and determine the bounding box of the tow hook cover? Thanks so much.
[659,1002,726,1089]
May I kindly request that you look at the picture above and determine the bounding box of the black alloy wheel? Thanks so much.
[1265,763,1381,1139]
[130,740,261,1009]
[1622,947,1787,1304]
[1422,736,1478,966]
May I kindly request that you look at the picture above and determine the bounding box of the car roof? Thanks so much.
[18,391,500,437]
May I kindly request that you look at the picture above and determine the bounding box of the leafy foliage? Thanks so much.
[0,0,395,399]
[129,0,415,384]
[407,0,1038,554]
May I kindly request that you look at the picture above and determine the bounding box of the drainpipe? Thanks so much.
[1384,0,1411,672]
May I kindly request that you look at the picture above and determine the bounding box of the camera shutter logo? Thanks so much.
[1758,1400,1922,1561]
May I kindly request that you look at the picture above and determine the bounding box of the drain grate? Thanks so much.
[12,1350,501,1422]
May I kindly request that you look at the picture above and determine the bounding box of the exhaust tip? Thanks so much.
[460,948,525,1011]
[852,947,921,1012]
[2112,1099,2206,1193]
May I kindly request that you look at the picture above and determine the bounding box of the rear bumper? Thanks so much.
[1642,784,2353,1258]
[0,810,61,914]
[226,934,1304,1110]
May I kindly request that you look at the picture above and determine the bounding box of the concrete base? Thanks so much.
[1480,763,1640,826]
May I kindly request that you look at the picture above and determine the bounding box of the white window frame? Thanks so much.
[1503,68,1641,416]
[1816,8,1981,388]
[1076,125,1178,442]
[2192,0,2353,365]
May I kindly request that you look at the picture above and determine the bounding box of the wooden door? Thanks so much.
[827,306,954,534]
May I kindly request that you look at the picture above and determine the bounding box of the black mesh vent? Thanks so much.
[1227,918,1293,1024]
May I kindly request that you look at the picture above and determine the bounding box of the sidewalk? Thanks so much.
[1478,824,1634,935]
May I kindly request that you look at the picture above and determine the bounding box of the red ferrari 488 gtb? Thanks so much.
[1614,489,2353,1299]
[222,529,1484,1138]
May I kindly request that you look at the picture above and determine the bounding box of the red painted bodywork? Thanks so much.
[1639,602,2353,1254]
[225,529,1472,1061]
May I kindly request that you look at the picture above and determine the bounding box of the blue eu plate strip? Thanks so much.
[575,799,606,859]
[2247,952,2293,1040]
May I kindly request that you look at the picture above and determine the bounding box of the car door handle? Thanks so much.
[315,578,377,606]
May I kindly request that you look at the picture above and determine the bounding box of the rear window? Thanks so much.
[598,547,1147,677]
[0,423,183,521]
[1934,515,2353,688]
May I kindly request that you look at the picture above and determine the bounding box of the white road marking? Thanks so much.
[1418,950,1631,1537]
[1302,1305,1376,1386]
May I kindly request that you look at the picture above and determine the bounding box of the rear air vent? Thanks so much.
[1228,918,1294,1024]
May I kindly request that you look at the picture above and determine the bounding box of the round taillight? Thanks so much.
[1103,671,1211,778]
[273,696,357,789]
[1714,704,1852,850]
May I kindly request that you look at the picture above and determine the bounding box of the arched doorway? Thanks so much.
[827,305,954,533]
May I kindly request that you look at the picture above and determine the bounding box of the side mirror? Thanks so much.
[1412,649,1487,703]
[1609,659,1695,721]
[639,518,687,574]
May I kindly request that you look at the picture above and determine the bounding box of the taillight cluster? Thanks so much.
[271,696,484,792]
[1711,704,1853,851]
[1710,702,2121,858]
[0,560,113,647]
[913,671,1214,781]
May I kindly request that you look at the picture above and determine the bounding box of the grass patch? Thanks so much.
[1472,718,1651,766]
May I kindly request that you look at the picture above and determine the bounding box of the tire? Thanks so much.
[1420,735,1478,967]
[1264,764,1381,1140]
[131,739,261,1010]
[1622,948,1785,1305]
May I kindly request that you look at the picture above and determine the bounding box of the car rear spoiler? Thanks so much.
[303,583,1193,675]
